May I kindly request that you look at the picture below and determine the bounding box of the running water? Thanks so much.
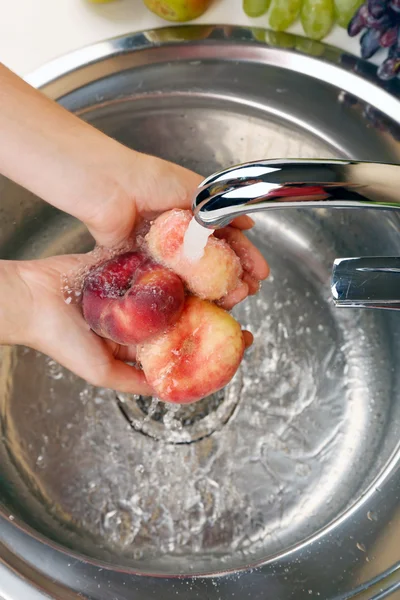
[182,217,213,262]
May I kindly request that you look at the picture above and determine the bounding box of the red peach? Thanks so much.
[82,251,185,346]
[145,209,243,301]
[137,296,245,404]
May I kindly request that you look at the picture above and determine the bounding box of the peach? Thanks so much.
[137,296,245,404]
[82,251,185,346]
[145,209,242,301]
[143,0,213,22]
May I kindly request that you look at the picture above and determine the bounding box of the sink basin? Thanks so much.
[1,25,400,600]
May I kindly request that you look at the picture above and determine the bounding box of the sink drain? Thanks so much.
[116,373,242,444]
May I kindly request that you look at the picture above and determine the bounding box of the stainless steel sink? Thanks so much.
[1,25,400,600]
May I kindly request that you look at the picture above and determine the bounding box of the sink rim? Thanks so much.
[0,23,400,600]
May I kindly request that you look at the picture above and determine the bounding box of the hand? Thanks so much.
[0,64,268,308]
[13,255,153,395]
[84,150,269,310]
[4,164,268,396]
[11,254,255,396]
[0,63,269,396]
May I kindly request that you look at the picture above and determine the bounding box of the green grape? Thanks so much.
[243,0,271,17]
[301,0,334,40]
[251,28,267,42]
[265,30,295,47]
[268,0,302,31]
[295,37,325,55]
[333,0,363,28]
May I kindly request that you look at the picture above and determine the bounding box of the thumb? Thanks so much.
[131,153,204,218]
[84,184,138,249]
[84,153,204,249]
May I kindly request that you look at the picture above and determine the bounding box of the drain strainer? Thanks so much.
[116,372,242,444]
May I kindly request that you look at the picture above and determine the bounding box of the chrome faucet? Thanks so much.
[192,158,400,311]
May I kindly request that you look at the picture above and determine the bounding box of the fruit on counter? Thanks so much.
[137,296,245,404]
[348,0,400,79]
[360,27,382,57]
[241,0,337,40]
[269,0,302,30]
[82,251,185,346]
[265,29,297,45]
[377,45,400,78]
[143,25,214,42]
[145,209,243,301]
[301,0,335,39]
[334,0,363,26]
[241,0,399,80]
[143,0,213,22]
[243,0,271,17]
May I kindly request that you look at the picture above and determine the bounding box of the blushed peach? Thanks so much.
[137,296,245,404]
[82,251,185,346]
[145,209,242,301]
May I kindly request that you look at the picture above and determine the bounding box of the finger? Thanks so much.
[243,272,261,296]
[214,226,269,281]
[218,280,249,310]
[107,341,138,364]
[135,156,203,216]
[231,215,255,230]
[243,330,254,348]
[60,340,153,396]
[97,360,154,396]
[92,342,152,394]
[30,298,154,396]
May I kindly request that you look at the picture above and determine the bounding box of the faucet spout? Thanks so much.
[192,158,400,311]
[192,159,400,229]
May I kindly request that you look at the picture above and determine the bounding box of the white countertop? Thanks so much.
[0,0,362,77]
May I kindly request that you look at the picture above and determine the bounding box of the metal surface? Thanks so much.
[332,257,400,310]
[192,158,400,309]
[192,159,400,229]
[1,24,400,600]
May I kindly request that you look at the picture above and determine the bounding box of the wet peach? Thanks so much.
[145,209,242,301]
[137,296,245,404]
[82,251,185,346]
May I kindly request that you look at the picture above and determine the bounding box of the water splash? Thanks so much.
[182,217,213,262]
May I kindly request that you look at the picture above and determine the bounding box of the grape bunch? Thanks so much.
[348,0,400,79]
[243,0,399,80]
[243,0,363,39]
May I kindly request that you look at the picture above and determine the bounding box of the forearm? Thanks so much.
[0,63,136,237]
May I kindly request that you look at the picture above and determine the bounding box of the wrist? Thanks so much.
[0,261,33,347]
[75,142,140,247]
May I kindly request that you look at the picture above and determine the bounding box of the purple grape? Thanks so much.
[388,41,400,57]
[368,0,388,18]
[348,4,369,36]
[380,24,399,46]
[360,27,382,57]
[365,11,393,29]
[389,0,400,13]
[377,56,400,78]
[345,0,400,82]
